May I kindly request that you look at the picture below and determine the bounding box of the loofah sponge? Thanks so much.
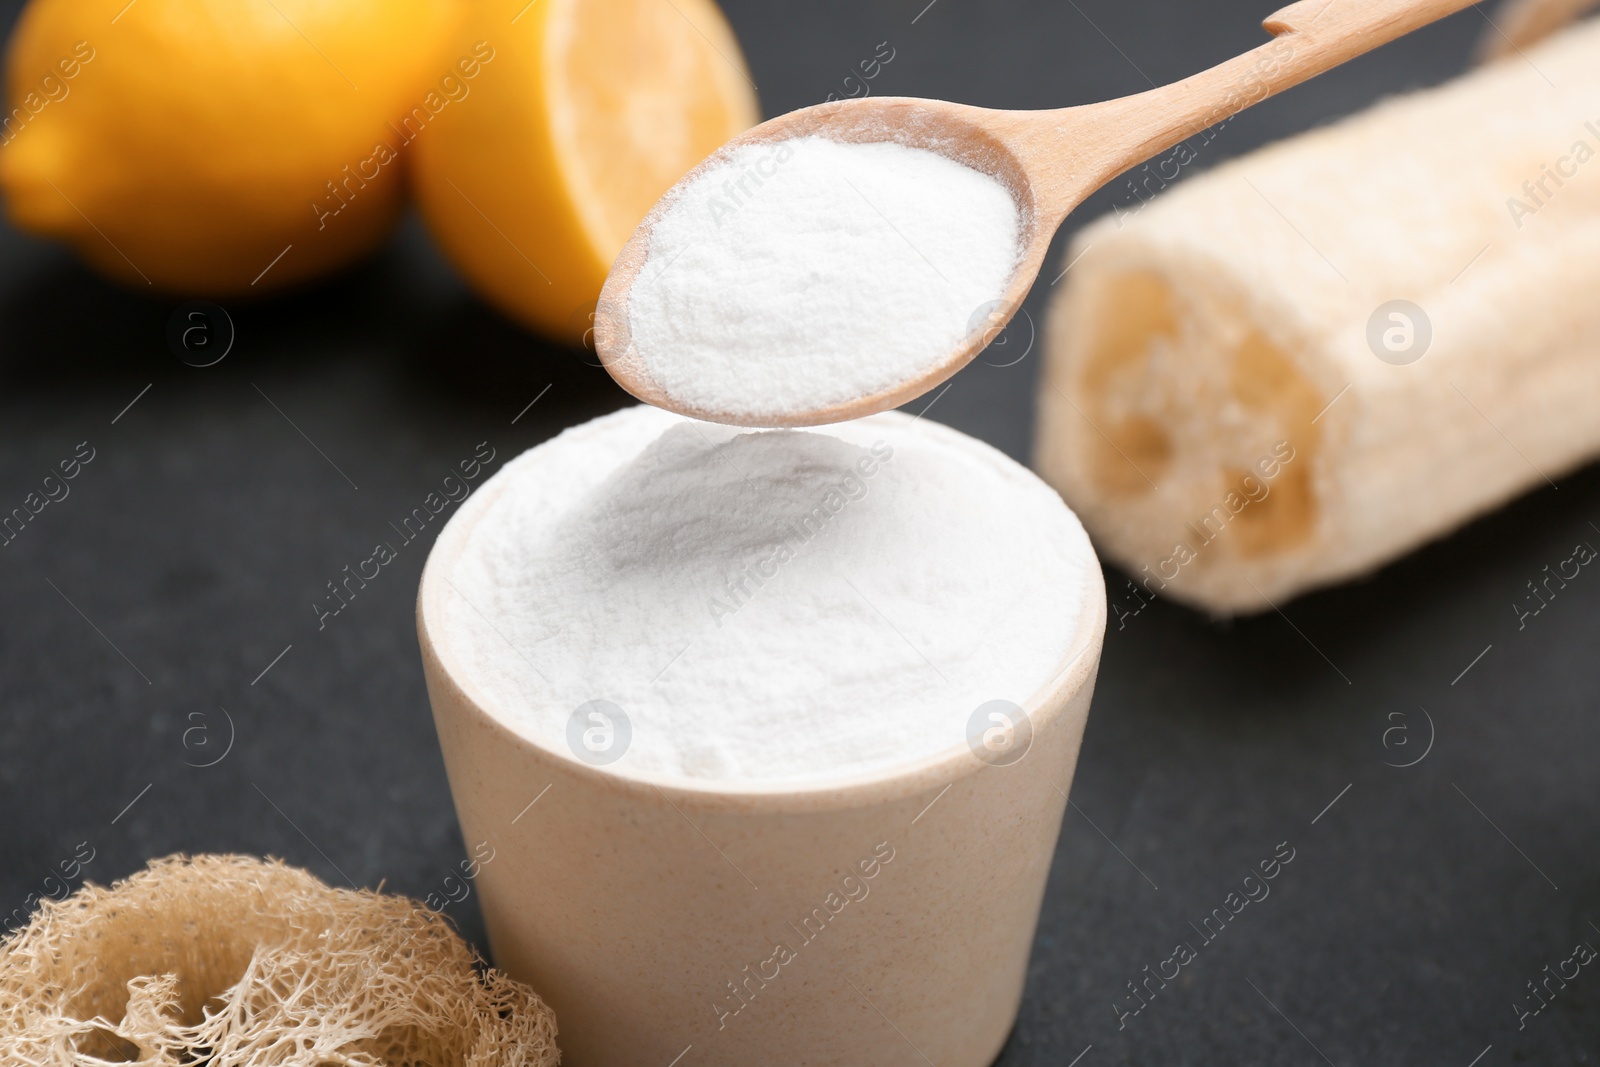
[0,853,560,1066]
[1034,17,1600,614]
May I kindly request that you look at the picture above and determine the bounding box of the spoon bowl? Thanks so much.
[596,0,1479,428]
[594,96,1056,427]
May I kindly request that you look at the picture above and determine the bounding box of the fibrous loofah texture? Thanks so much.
[0,853,560,1066]
[1035,17,1600,613]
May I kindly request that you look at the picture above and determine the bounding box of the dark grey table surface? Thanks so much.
[2,1,1597,1063]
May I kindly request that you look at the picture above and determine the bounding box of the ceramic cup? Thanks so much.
[417,479,1105,1067]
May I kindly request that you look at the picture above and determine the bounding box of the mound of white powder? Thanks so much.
[434,405,1094,783]
[625,136,1022,423]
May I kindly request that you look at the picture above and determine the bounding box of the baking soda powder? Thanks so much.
[626,136,1022,423]
[437,406,1092,782]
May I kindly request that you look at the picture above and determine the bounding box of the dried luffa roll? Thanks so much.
[1477,0,1600,60]
[0,854,560,1066]
[1035,17,1600,615]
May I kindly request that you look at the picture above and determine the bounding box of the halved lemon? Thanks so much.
[412,0,759,344]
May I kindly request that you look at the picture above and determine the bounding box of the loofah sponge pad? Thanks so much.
[0,853,559,1066]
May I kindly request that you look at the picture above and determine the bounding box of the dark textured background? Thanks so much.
[2,1,1597,1063]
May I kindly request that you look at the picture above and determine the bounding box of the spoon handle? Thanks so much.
[1261,0,1480,66]
[1027,0,1481,217]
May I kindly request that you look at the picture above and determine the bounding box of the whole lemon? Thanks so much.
[0,0,461,295]
[412,0,758,345]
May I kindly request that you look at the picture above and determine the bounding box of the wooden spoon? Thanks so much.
[595,0,1477,428]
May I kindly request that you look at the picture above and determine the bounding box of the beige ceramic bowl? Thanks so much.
[417,431,1106,1067]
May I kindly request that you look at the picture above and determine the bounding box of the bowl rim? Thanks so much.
[416,407,1107,814]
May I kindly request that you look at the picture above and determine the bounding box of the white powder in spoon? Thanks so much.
[435,405,1094,783]
[625,136,1022,423]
